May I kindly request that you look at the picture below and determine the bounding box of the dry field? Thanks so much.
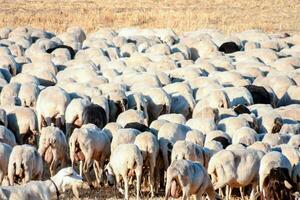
[0,0,299,34]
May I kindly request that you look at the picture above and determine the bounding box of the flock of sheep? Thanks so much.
[0,26,299,200]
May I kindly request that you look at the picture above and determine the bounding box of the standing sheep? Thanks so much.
[38,126,68,176]
[69,124,110,187]
[134,131,159,197]
[105,144,143,200]
[36,86,70,131]
[7,144,43,185]
[165,160,215,200]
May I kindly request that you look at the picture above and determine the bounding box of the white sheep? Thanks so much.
[171,140,210,168]
[165,159,215,200]
[65,98,91,137]
[105,143,143,200]
[7,144,43,185]
[134,131,159,197]
[208,149,263,200]
[38,126,68,176]
[36,86,70,131]
[69,124,110,187]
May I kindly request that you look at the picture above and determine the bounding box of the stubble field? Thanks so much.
[0,0,299,34]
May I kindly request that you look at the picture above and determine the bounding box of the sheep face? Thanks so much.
[58,167,83,189]
[104,163,115,186]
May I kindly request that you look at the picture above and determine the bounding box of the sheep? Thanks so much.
[38,126,68,176]
[0,83,21,106]
[185,129,205,147]
[0,126,16,147]
[65,98,91,137]
[6,107,38,145]
[134,131,159,197]
[0,167,83,200]
[232,127,257,146]
[171,140,210,168]
[261,167,297,200]
[36,86,70,131]
[158,123,191,170]
[259,151,292,195]
[107,90,128,122]
[140,88,171,123]
[69,124,110,187]
[217,116,251,138]
[18,83,40,108]
[0,108,7,127]
[247,141,271,154]
[105,144,143,200]
[82,103,108,129]
[111,128,140,153]
[127,92,149,125]
[0,142,12,185]
[158,113,186,125]
[102,122,122,142]
[192,106,219,122]
[116,109,147,127]
[165,159,215,200]
[7,144,43,185]
[208,149,262,200]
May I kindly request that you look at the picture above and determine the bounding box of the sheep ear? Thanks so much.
[64,167,74,176]
[284,180,293,189]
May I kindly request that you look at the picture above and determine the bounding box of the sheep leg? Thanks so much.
[206,184,216,200]
[225,185,232,200]
[149,161,156,198]
[182,187,190,200]
[0,171,3,186]
[240,187,245,200]
[250,183,259,200]
[50,158,58,177]
[93,161,100,186]
[123,175,129,200]
[79,160,83,177]
[136,168,142,200]
[83,159,93,188]
[164,175,172,200]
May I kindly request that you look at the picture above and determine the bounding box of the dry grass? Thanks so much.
[0,0,299,34]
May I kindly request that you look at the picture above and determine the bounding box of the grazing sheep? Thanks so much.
[134,131,159,197]
[158,123,191,170]
[0,167,83,200]
[69,124,110,187]
[105,144,143,200]
[7,144,43,185]
[36,86,70,131]
[208,149,262,200]
[38,126,68,176]
[0,142,12,185]
[6,107,38,145]
[165,159,215,200]
[259,151,292,194]
[261,167,296,200]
